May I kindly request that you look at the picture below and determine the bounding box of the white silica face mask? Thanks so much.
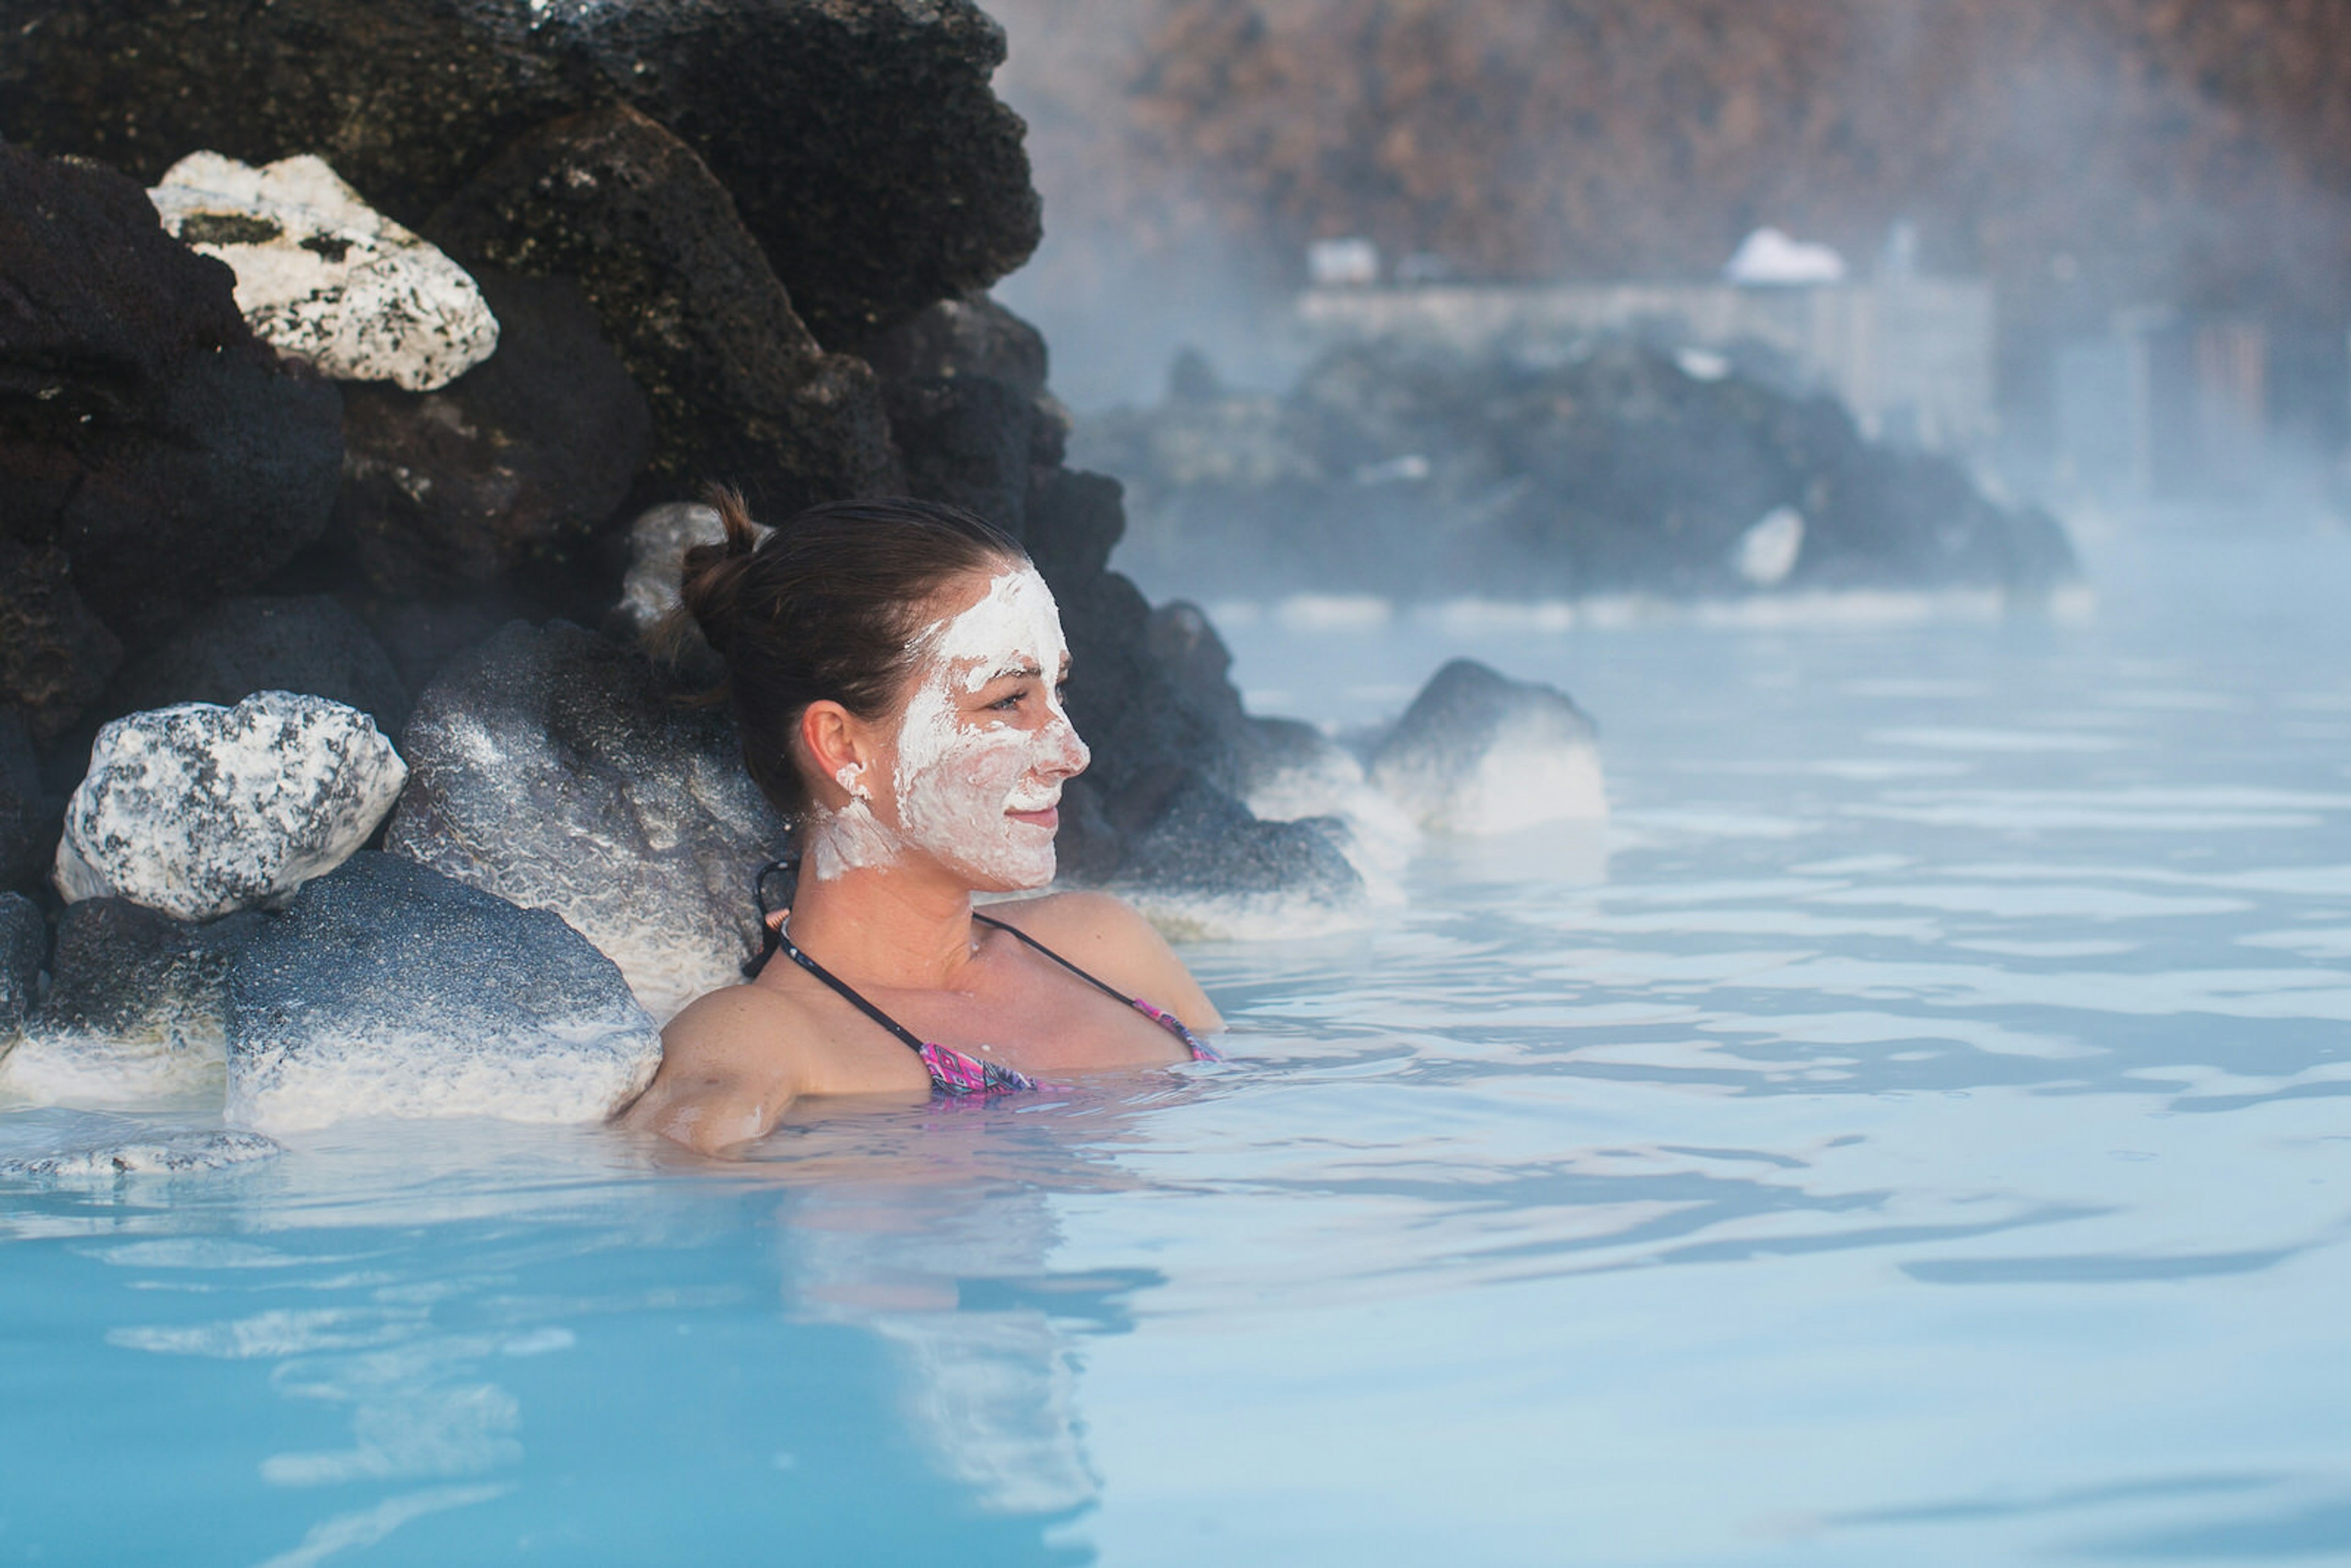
[803,762,896,883]
[798,566,1089,888]
[890,566,1089,890]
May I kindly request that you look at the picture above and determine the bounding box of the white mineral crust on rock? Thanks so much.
[54,692,408,922]
[149,151,500,391]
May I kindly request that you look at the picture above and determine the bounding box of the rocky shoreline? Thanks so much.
[1,0,1606,1140]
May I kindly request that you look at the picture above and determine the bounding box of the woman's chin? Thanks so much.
[951,836,1059,896]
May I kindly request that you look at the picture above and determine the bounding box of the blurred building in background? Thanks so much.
[1295,227,1995,454]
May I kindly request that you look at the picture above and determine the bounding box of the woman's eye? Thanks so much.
[988,691,1025,711]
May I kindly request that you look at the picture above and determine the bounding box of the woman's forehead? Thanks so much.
[912,562,1067,668]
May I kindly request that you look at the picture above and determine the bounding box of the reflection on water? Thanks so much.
[1,527,2349,1564]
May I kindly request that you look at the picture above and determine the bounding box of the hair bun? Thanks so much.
[676,485,766,658]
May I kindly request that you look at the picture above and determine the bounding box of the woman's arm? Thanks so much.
[618,988,805,1155]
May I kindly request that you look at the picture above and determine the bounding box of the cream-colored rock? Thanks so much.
[150,151,498,391]
[55,692,408,922]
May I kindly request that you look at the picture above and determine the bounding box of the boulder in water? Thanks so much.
[0,898,266,1105]
[384,621,786,1022]
[335,268,654,596]
[149,152,500,392]
[225,853,661,1132]
[55,692,408,922]
[1115,773,1362,906]
[1370,659,1607,833]
[426,103,896,514]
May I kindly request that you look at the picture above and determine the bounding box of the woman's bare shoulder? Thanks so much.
[617,985,814,1154]
[986,891,1224,1031]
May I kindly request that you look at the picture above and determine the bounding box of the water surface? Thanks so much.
[3,521,2347,1565]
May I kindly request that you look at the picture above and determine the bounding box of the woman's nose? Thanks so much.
[1042,715,1090,778]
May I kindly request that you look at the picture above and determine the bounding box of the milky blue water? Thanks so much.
[3,522,2347,1566]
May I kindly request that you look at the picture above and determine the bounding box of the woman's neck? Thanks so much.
[781,861,987,991]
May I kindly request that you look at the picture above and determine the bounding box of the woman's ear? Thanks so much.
[799,700,876,802]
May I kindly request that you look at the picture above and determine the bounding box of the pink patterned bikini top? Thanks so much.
[766,910,1221,1097]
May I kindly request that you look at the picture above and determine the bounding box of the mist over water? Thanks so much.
[6,511,2347,1563]
[6,4,2350,1562]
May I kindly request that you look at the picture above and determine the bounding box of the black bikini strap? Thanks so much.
[767,917,932,1057]
[972,912,1141,1008]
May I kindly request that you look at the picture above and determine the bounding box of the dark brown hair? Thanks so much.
[678,487,1026,822]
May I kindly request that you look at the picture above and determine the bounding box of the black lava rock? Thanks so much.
[428,104,896,517]
[225,852,660,1130]
[0,539,121,745]
[0,715,45,892]
[1090,337,2079,600]
[1368,658,1604,833]
[1027,468,1130,590]
[863,294,1051,399]
[886,375,1038,534]
[0,144,342,707]
[0,0,1040,347]
[0,891,41,1035]
[99,595,411,743]
[335,268,653,598]
[1114,773,1360,904]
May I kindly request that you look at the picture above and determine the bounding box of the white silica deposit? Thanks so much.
[0,1109,279,1179]
[224,854,663,1134]
[149,151,499,391]
[54,692,408,922]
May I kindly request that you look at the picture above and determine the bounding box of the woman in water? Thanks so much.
[623,492,1222,1154]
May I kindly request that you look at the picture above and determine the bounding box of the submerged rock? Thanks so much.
[0,144,342,665]
[384,621,786,1022]
[0,1110,279,1178]
[0,899,266,1105]
[429,103,896,515]
[335,268,653,596]
[101,595,411,745]
[150,152,500,392]
[1370,659,1607,834]
[225,853,661,1132]
[55,692,408,922]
